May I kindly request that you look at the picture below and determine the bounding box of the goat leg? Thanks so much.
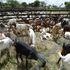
[16,53,19,64]
[19,54,23,62]
[26,56,28,70]
[56,57,61,64]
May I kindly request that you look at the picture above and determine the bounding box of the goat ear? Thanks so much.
[63,42,65,48]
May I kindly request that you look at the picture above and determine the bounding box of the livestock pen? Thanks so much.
[0,9,70,70]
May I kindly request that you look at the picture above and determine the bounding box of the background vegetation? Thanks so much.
[0,0,70,10]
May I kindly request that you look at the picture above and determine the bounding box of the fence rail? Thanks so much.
[0,8,70,22]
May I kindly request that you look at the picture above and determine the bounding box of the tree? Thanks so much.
[65,2,70,9]
[28,3,34,7]
[28,0,40,7]
[28,0,46,7]
[40,1,46,7]
[0,0,3,8]
[6,0,20,8]
[21,2,28,8]
[33,0,40,7]
[0,2,2,8]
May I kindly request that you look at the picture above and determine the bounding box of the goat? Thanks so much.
[28,28,36,47]
[40,27,52,40]
[63,25,70,33]
[64,32,70,39]
[11,23,36,47]
[40,32,52,41]
[0,23,5,28]
[57,43,70,64]
[40,27,47,40]
[8,18,33,30]
[14,38,46,70]
[58,52,70,64]
[0,34,14,64]
[0,37,13,51]
[52,24,61,35]
[7,18,17,25]
[15,23,33,30]
[8,18,35,46]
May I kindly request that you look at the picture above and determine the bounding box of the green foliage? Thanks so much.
[65,2,70,9]
[0,0,47,9]
[0,0,67,10]
[28,3,34,7]
[28,0,40,7]
[6,0,20,8]
[33,0,40,7]
[40,1,46,7]
[21,2,28,8]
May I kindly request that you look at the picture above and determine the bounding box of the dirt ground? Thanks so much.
[0,32,70,70]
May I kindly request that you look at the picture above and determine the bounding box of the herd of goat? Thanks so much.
[0,16,70,70]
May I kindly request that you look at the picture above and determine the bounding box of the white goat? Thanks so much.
[8,18,33,30]
[40,27,46,34]
[56,22,61,27]
[64,32,70,39]
[0,36,13,51]
[7,18,16,25]
[58,52,70,64]
[16,24,33,30]
[28,28,36,47]
[8,18,35,47]
[41,33,52,40]
[40,27,52,40]
[14,23,35,47]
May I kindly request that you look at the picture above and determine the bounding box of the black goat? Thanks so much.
[57,43,70,64]
[63,25,70,33]
[14,39,46,70]
[0,23,5,28]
